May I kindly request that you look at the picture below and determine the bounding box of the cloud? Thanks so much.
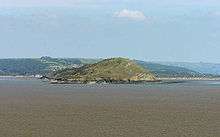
[114,9,147,21]
[206,11,220,18]
[211,11,220,16]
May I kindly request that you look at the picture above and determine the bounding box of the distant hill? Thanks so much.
[135,60,205,78]
[0,58,47,76]
[52,58,156,83]
[0,57,100,76]
[0,57,219,78]
[158,62,220,76]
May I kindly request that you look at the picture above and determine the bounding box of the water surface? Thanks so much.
[0,77,219,137]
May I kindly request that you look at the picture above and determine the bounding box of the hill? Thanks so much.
[52,58,156,83]
[0,57,100,76]
[0,58,48,76]
[159,62,220,76]
[135,60,205,78]
[0,57,219,78]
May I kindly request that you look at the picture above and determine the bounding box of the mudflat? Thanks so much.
[0,78,220,137]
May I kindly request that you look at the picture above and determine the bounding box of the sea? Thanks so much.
[0,76,220,90]
[0,76,220,137]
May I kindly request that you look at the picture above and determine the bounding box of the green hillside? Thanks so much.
[0,57,100,76]
[0,58,47,75]
[159,62,220,76]
[0,57,218,78]
[135,60,205,78]
[52,58,156,83]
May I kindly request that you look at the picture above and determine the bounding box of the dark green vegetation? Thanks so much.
[159,62,220,75]
[0,57,219,78]
[0,57,100,76]
[0,58,48,75]
[136,60,205,78]
[52,58,156,83]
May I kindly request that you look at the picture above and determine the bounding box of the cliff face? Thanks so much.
[52,58,156,83]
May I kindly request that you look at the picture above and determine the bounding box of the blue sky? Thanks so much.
[0,0,220,63]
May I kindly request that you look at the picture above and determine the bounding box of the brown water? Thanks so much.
[0,77,220,137]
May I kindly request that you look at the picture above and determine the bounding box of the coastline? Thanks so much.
[49,77,220,84]
[0,75,43,80]
[158,77,220,81]
[49,79,161,84]
[1,75,220,84]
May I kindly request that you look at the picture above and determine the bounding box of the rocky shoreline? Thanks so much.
[1,76,220,84]
[49,79,161,84]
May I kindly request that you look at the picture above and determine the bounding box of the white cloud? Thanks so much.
[114,9,147,21]
[211,11,220,16]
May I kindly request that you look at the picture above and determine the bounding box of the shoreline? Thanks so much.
[0,75,42,78]
[158,77,220,81]
[1,75,220,83]
[49,79,162,84]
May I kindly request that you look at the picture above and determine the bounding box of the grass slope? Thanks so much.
[53,58,156,82]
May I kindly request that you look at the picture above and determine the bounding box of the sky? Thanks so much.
[0,0,220,63]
